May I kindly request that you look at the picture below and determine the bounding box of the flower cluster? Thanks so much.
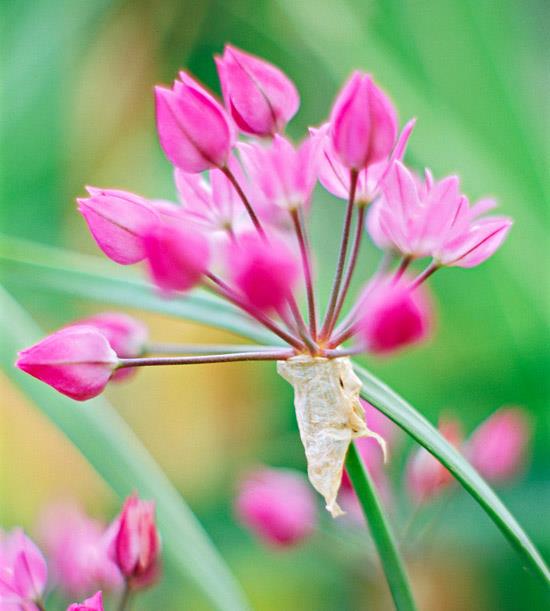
[0,495,160,610]
[15,44,511,403]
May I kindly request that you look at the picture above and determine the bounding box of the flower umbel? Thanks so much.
[16,47,513,518]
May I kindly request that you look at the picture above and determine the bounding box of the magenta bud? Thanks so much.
[67,591,104,611]
[77,188,159,265]
[356,277,433,354]
[0,528,48,605]
[143,219,211,295]
[69,313,148,382]
[16,326,118,401]
[330,72,398,171]
[406,418,462,504]
[110,494,161,589]
[216,45,299,137]
[466,408,530,483]
[155,73,233,173]
[235,468,317,547]
[228,232,300,312]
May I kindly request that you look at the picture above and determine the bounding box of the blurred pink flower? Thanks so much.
[329,72,398,171]
[155,72,234,173]
[68,313,148,382]
[227,232,300,312]
[109,495,161,590]
[466,407,530,483]
[67,591,104,611]
[356,276,433,354]
[143,218,211,295]
[216,44,299,137]
[406,418,463,504]
[77,188,159,265]
[235,468,317,547]
[39,503,122,598]
[0,529,47,608]
[16,326,118,401]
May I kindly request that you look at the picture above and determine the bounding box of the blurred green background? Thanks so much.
[1,0,548,609]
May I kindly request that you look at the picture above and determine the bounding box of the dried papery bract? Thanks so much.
[277,356,386,516]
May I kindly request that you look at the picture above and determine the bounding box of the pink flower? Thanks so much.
[227,232,300,312]
[316,118,415,204]
[238,134,321,214]
[466,407,530,483]
[235,468,316,547]
[216,45,299,137]
[174,156,248,234]
[0,529,47,608]
[143,218,211,295]
[16,326,118,401]
[109,495,161,589]
[329,72,398,171]
[406,418,462,504]
[67,591,104,611]
[68,313,148,382]
[155,72,234,173]
[376,162,513,266]
[356,276,433,354]
[39,503,122,597]
[77,188,159,265]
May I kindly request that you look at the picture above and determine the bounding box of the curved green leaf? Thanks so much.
[353,363,550,586]
[2,237,548,586]
[0,287,250,611]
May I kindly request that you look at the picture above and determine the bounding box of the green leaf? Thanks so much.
[2,237,549,586]
[353,363,550,587]
[0,286,250,611]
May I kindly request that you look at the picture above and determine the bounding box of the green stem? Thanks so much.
[346,443,417,611]
[118,581,132,611]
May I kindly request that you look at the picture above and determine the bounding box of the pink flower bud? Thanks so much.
[216,45,299,137]
[227,232,300,312]
[356,276,433,354]
[67,591,104,611]
[69,313,148,382]
[406,418,462,504]
[0,528,47,606]
[110,495,161,589]
[39,502,122,597]
[235,468,316,547]
[466,408,530,483]
[16,326,118,401]
[77,188,159,265]
[155,73,234,173]
[143,219,211,295]
[330,72,398,171]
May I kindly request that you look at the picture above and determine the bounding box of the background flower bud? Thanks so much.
[16,326,118,401]
[216,44,299,136]
[235,468,316,547]
[77,188,158,265]
[330,72,398,170]
[466,407,530,482]
[227,232,300,312]
[67,591,104,611]
[155,73,233,173]
[143,219,211,295]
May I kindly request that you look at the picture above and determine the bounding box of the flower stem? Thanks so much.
[328,203,366,337]
[409,261,438,290]
[320,169,358,340]
[346,443,417,611]
[393,255,412,284]
[222,166,266,239]
[146,343,283,355]
[118,349,294,368]
[117,581,132,611]
[204,273,304,350]
[290,208,317,339]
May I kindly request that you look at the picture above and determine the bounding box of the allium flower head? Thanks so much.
[16,326,118,400]
[235,468,317,547]
[0,529,47,607]
[216,44,299,137]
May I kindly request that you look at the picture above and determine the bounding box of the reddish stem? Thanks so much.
[222,166,266,239]
[117,349,294,368]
